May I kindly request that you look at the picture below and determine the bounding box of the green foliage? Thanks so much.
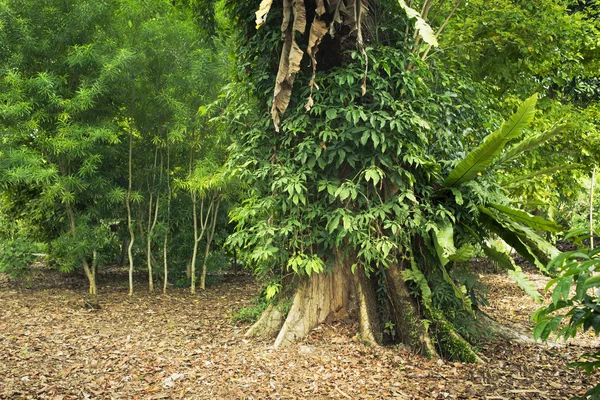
[440,0,600,224]
[443,93,538,188]
[232,295,269,324]
[0,0,233,292]
[533,230,600,399]
[224,1,569,358]
[0,236,41,278]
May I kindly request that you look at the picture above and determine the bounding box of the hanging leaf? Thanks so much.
[255,0,274,29]
[397,0,438,47]
[483,241,543,303]
[448,244,475,262]
[479,206,559,270]
[488,203,563,233]
[305,17,328,111]
[441,266,473,313]
[433,223,455,267]
[443,94,538,188]
[479,208,546,271]
[402,255,433,312]
[507,266,543,303]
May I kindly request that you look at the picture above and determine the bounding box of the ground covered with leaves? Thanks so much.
[0,265,598,399]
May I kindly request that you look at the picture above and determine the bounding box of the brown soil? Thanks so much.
[0,266,598,399]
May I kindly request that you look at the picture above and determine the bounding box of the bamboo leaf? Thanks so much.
[443,94,537,188]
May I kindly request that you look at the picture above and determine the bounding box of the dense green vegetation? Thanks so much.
[1,0,599,396]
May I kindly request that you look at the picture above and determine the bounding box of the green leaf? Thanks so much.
[534,320,550,341]
[402,255,433,312]
[488,203,562,233]
[508,267,543,303]
[450,188,463,205]
[365,167,381,186]
[397,0,438,47]
[433,223,455,267]
[479,206,559,270]
[584,275,600,289]
[503,164,584,188]
[449,244,475,262]
[443,94,537,187]
[499,124,573,164]
[441,266,473,313]
[552,278,571,306]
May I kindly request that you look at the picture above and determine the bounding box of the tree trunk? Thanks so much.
[274,264,353,348]
[163,143,171,294]
[353,265,382,345]
[190,192,199,294]
[65,202,97,296]
[200,197,220,290]
[591,164,596,249]
[245,255,480,361]
[126,124,135,296]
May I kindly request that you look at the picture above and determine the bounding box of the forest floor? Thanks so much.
[0,263,599,400]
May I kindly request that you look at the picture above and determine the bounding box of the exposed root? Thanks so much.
[386,263,439,358]
[245,304,286,338]
[477,311,562,347]
[353,267,381,345]
[429,311,482,363]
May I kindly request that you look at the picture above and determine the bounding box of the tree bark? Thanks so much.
[274,264,353,348]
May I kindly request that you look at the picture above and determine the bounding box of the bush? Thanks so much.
[533,228,600,400]
[0,236,41,278]
[232,295,268,324]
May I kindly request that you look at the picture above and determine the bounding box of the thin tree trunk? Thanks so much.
[118,236,128,268]
[163,143,171,294]
[146,191,154,291]
[191,191,199,294]
[65,203,96,295]
[421,0,462,61]
[200,197,220,290]
[146,144,162,292]
[591,165,596,249]
[91,249,98,295]
[126,124,135,296]
[191,196,212,293]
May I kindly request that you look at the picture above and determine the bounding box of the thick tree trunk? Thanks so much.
[274,264,353,348]
[246,257,478,362]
